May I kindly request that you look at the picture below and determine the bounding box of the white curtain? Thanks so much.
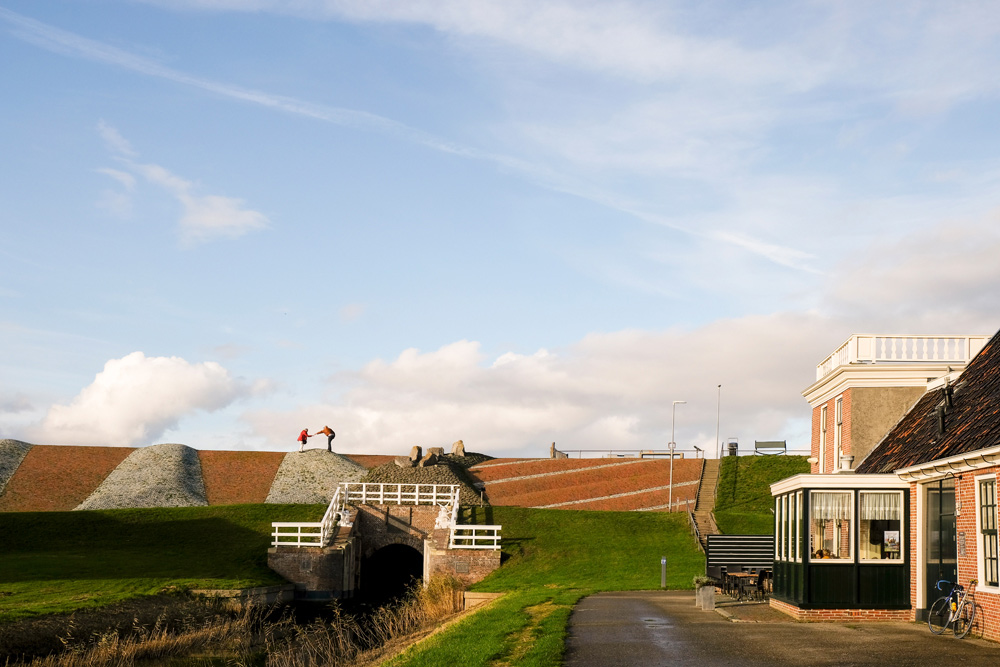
[810,491,852,520]
[860,492,902,520]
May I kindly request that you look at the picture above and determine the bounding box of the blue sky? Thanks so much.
[2,1,1000,457]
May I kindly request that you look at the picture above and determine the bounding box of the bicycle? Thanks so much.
[927,579,977,638]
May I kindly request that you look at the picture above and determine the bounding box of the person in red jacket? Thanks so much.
[297,428,312,452]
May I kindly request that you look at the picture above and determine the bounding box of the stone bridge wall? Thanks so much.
[267,503,500,599]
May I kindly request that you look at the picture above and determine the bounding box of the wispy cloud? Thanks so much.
[0,6,818,273]
[96,122,268,244]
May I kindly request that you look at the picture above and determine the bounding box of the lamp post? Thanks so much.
[716,384,722,459]
[669,400,686,511]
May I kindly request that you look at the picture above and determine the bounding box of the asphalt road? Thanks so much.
[564,591,1000,666]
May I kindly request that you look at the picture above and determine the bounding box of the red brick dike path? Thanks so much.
[564,591,1000,666]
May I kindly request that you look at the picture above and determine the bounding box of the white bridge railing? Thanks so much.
[271,482,501,550]
[816,334,988,380]
[341,482,461,506]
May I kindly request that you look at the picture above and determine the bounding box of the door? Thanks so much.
[925,478,957,611]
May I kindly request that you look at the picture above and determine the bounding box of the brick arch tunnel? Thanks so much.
[362,543,423,603]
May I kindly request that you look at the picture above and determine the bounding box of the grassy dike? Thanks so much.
[713,455,810,534]
[384,506,704,667]
[0,503,324,621]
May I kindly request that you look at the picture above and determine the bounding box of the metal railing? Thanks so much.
[557,448,704,459]
[816,334,988,380]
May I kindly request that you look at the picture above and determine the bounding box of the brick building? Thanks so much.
[772,332,1000,640]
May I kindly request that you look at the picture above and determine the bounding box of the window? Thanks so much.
[810,491,852,561]
[819,405,827,473]
[795,492,803,562]
[783,495,790,560]
[980,479,998,587]
[834,398,843,471]
[774,496,781,560]
[859,491,903,561]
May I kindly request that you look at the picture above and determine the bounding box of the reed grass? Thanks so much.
[5,576,464,667]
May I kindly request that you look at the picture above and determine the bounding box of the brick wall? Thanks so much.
[954,468,1000,642]
[267,540,357,599]
[424,528,501,587]
[908,471,1000,642]
[769,597,913,622]
[810,393,852,474]
[354,504,442,557]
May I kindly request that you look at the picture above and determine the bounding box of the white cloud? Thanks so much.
[32,352,254,446]
[339,303,365,322]
[97,120,137,157]
[94,123,269,244]
[243,314,836,456]
[825,216,1000,333]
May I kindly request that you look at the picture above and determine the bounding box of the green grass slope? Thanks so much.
[387,506,703,667]
[713,455,809,534]
[0,504,324,621]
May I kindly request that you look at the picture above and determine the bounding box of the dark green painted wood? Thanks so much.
[858,565,909,606]
[809,564,855,604]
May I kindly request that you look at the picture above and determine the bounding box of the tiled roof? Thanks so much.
[856,329,1000,474]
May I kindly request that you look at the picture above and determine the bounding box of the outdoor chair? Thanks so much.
[706,566,723,590]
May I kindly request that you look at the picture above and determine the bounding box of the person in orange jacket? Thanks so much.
[317,425,336,452]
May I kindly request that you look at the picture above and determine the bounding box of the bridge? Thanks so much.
[267,482,501,600]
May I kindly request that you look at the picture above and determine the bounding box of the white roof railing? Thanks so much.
[816,334,989,381]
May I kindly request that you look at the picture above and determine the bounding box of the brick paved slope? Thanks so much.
[0,445,133,512]
[198,450,286,505]
[469,457,704,511]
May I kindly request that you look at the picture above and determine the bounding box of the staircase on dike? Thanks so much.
[692,458,721,551]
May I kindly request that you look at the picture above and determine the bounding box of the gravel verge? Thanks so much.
[0,439,32,496]
[265,450,367,504]
[75,443,208,510]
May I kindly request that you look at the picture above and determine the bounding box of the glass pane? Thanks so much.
[810,491,852,561]
[859,491,902,561]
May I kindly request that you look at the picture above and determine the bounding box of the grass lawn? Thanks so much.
[385,506,703,667]
[714,455,809,534]
[0,503,324,622]
[1,503,703,665]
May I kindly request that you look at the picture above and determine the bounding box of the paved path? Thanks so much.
[564,591,1000,666]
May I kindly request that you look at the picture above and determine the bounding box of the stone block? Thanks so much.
[418,452,439,467]
[409,445,422,462]
[451,440,465,456]
[394,456,415,468]
[427,446,445,456]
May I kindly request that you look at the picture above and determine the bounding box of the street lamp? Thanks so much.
[669,400,686,511]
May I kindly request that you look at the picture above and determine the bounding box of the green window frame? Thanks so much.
[981,479,998,587]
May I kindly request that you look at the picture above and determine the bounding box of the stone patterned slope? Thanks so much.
[76,443,208,510]
[264,450,367,504]
[0,439,32,496]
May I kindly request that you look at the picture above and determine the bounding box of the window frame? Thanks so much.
[834,397,843,471]
[819,405,828,473]
[976,474,1000,591]
[857,489,905,564]
[795,491,803,562]
[809,490,854,563]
